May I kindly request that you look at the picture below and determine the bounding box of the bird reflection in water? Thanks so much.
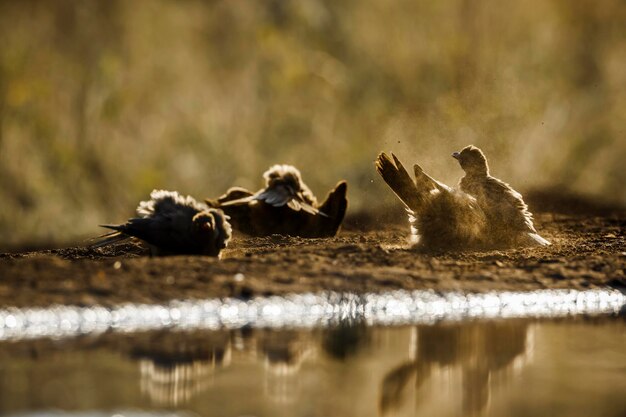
[255,329,315,404]
[132,328,315,406]
[380,321,531,417]
[131,331,232,406]
[321,322,371,361]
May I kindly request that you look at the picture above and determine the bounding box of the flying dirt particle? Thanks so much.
[113,261,122,270]
[234,273,245,282]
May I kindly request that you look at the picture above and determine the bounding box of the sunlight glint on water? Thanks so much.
[0,288,623,340]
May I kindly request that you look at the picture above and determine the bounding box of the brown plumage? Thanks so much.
[206,164,348,238]
[93,190,232,256]
[375,152,487,249]
[453,145,549,247]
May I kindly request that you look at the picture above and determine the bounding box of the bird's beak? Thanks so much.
[451,152,460,160]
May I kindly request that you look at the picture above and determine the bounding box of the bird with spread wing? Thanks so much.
[375,146,549,249]
[93,190,232,256]
[375,152,487,249]
[453,145,549,247]
[206,164,347,237]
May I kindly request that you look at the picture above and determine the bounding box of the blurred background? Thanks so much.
[0,0,624,246]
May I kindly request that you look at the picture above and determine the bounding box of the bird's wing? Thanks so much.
[103,213,189,250]
[219,184,327,216]
[375,152,444,212]
[287,194,328,216]
[221,185,293,208]
[256,185,293,207]
[218,194,258,207]
[412,162,452,193]
[90,228,132,248]
[209,187,254,206]
[413,163,452,193]
[484,177,537,233]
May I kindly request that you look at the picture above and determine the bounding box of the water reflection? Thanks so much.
[256,329,315,404]
[321,322,371,361]
[131,331,232,406]
[380,321,530,416]
[0,317,624,417]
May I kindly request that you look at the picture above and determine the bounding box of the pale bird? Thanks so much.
[452,145,550,247]
[94,190,232,256]
[375,152,487,249]
[206,164,348,237]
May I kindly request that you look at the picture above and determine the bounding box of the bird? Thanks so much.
[206,164,348,238]
[220,164,323,215]
[452,145,550,247]
[375,152,487,250]
[93,189,232,256]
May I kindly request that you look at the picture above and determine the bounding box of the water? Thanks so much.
[0,316,625,417]
[0,289,624,416]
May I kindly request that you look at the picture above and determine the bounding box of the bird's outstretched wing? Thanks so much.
[96,207,193,251]
[256,185,293,207]
[97,218,169,247]
[375,152,443,212]
[413,163,452,193]
[220,185,327,216]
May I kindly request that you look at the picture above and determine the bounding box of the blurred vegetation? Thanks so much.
[0,0,624,246]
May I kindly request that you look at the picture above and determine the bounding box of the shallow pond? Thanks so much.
[0,314,625,417]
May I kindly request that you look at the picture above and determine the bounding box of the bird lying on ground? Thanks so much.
[93,190,232,256]
[375,152,487,249]
[375,147,549,249]
[452,145,550,247]
[206,164,348,238]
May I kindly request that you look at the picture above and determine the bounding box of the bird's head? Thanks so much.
[192,209,232,254]
[263,164,303,194]
[452,145,489,176]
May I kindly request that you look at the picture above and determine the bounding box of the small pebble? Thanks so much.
[165,275,175,285]
[113,261,122,270]
[234,273,245,282]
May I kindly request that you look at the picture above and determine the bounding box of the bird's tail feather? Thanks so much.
[375,152,433,212]
[90,225,130,248]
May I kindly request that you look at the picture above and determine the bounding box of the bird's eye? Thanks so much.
[199,221,213,231]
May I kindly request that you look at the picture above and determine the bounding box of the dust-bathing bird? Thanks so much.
[452,145,549,247]
[206,164,348,237]
[94,190,232,256]
[375,152,487,249]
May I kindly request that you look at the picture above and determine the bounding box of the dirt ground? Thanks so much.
[0,191,624,309]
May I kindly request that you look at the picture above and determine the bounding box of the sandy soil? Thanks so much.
[0,192,624,309]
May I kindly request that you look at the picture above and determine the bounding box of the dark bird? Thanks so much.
[206,164,348,238]
[375,152,487,249]
[452,145,549,247]
[94,190,232,256]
